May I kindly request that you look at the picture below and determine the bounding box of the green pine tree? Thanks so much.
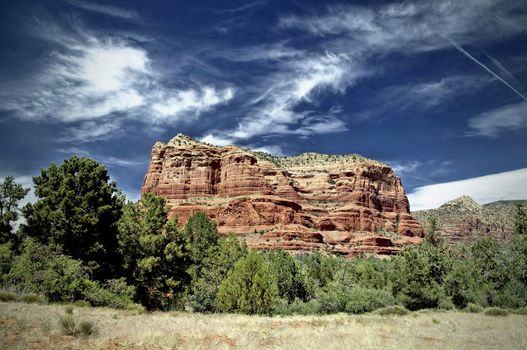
[20,157,123,280]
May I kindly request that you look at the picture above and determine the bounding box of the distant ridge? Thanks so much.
[412,196,527,242]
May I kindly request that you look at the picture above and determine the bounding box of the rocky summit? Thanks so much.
[142,134,424,256]
[412,196,527,242]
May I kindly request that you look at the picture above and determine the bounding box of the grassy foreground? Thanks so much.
[1,302,527,350]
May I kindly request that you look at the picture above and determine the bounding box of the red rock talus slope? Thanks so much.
[142,134,423,256]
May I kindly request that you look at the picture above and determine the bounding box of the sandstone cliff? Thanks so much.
[412,196,527,242]
[142,134,424,256]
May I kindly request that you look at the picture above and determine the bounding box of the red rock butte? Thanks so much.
[142,134,424,256]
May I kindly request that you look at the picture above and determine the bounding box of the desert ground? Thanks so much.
[1,302,527,350]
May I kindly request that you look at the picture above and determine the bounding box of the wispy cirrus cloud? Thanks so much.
[152,87,234,123]
[0,18,235,142]
[385,159,453,183]
[274,0,527,141]
[279,1,527,53]
[467,101,527,137]
[56,147,147,168]
[201,52,361,146]
[366,75,489,117]
[408,167,527,210]
[65,0,140,19]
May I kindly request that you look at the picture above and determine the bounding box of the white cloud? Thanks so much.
[66,0,140,19]
[279,0,527,116]
[467,101,527,137]
[152,87,234,122]
[408,167,527,210]
[371,75,488,115]
[200,134,234,147]
[247,144,285,156]
[56,147,146,168]
[385,159,452,182]
[4,35,150,122]
[204,52,359,143]
[1,21,235,142]
[58,120,123,143]
[280,1,527,53]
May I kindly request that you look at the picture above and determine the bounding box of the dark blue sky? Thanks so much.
[1,0,526,209]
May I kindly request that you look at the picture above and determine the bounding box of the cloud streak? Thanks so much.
[66,0,140,19]
[408,167,527,210]
[467,101,527,137]
[0,19,234,142]
[447,39,527,102]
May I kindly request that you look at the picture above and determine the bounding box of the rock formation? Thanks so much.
[142,134,424,256]
[412,195,526,242]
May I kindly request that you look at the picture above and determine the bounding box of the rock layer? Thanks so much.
[142,134,423,256]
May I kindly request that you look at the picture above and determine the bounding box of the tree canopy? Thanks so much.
[0,176,30,244]
[20,157,123,280]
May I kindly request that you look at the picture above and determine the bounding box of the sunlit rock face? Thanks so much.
[142,134,423,256]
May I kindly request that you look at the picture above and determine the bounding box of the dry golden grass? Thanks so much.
[1,301,527,349]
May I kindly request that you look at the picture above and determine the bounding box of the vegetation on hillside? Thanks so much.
[1,156,527,316]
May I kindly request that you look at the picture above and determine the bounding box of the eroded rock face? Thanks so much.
[142,134,424,256]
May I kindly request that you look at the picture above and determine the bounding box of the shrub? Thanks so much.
[188,236,247,313]
[375,305,410,316]
[484,307,509,316]
[438,297,455,310]
[74,300,91,308]
[64,305,74,314]
[0,290,16,302]
[267,251,308,303]
[464,303,483,313]
[79,320,97,336]
[511,306,527,315]
[82,278,135,309]
[274,298,322,315]
[216,251,278,315]
[19,293,45,304]
[6,240,86,302]
[392,243,449,311]
[59,314,78,336]
[125,303,146,314]
[345,287,395,314]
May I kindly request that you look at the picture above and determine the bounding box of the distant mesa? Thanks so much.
[412,195,527,242]
[142,133,424,256]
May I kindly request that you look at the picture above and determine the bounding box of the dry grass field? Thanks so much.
[1,301,527,350]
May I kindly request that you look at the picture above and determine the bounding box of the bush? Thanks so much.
[74,300,91,308]
[188,236,247,313]
[375,305,410,316]
[438,297,455,310]
[19,293,45,304]
[511,306,527,315]
[125,303,146,314]
[216,251,278,315]
[464,303,483,313]
[59,314,78,336]
[392,243,448,311]
[267,251,308,303]
[79,320,97,336]
[6,240,87,302]
[276,298,322,315]
[82,278,135,309]
[0,290,16,302]
[484,307,509,316]
[345,287,395,314]
[64,305,74,314]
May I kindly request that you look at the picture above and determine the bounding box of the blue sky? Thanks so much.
[0,0,526,210]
